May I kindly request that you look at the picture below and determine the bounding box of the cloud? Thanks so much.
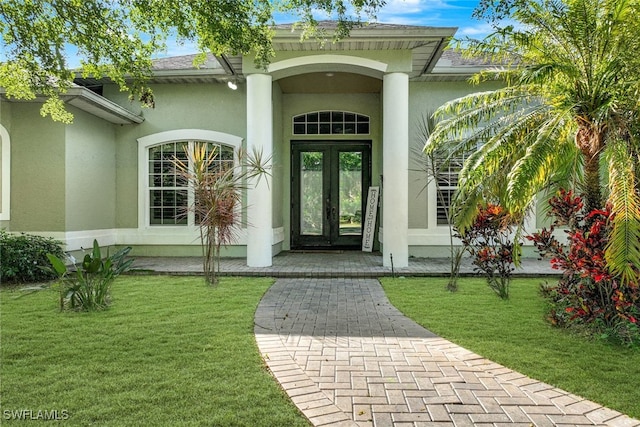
[157,38,199,59]
[374,0,476,27]
[457,22,494,38]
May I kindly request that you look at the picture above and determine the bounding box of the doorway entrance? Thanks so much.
[291,141,372,249]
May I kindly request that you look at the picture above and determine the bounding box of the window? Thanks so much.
[138,130,242,229]
[435,154,466,226]
[148,141,234,226]
[293,111,370,135]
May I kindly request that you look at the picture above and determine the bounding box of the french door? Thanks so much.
[291,141,371,249]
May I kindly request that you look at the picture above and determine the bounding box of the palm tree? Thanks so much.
[425,0,640,283]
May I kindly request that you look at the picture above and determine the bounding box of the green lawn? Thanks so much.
[381,277,640,420]
[0,276,310,426]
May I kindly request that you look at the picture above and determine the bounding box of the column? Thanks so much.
[382,72,409,268]
[246,73,273,267]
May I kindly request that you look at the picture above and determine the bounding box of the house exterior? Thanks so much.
[0,23,537,268]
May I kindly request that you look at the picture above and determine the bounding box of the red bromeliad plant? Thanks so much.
[528,189,640,345]
[456,203,518,299]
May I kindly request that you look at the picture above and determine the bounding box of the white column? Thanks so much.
[246,73,273,267]
[382,72,409,268]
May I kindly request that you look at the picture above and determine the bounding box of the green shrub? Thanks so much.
[47,239,133,311]
[0,230,65,284]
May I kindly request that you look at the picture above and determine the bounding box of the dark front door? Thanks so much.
[291,141,371,249]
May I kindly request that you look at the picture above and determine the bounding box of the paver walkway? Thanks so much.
[132,252,558,278]
[254,278,639,427]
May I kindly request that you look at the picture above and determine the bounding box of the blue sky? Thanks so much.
[363,0,489,36]
[161,0,490,58]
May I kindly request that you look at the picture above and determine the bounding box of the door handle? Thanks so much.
[326,198,331,220]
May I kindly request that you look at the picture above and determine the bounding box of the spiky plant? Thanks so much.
[174,143,270,285]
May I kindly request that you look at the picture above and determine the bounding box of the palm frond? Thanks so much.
[506,112,574,211]
[451,186,485,232]
[604,139,640,284]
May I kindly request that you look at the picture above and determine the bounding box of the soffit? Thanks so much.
[278,72,381,93]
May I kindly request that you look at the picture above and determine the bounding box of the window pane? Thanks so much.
[220,146,234,160]
[339,152,362,236]
[300,152,323,236]
[344,123,356,134]
[149,189,188,225]
[357,123,369,134]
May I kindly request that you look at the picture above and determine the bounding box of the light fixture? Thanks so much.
[227,80,238,90]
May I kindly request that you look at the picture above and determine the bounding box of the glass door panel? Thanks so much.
[300,152,324,236]
[338,151,362,236]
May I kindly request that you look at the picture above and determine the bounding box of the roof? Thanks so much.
[75,22,497,89]
[145,22,485,83]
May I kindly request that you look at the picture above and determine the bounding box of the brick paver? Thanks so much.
[254,278,640,427]
[132,251,558,278]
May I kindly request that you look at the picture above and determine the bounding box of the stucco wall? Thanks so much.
[7,103,66,232]
[408,80,504,229]
[110,82,247,229]
[65,106,117,232]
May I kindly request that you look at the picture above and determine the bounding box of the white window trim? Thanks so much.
[137,130,243,232]
[0,124,10,221]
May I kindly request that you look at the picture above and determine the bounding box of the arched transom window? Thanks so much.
[293,111,370,135]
